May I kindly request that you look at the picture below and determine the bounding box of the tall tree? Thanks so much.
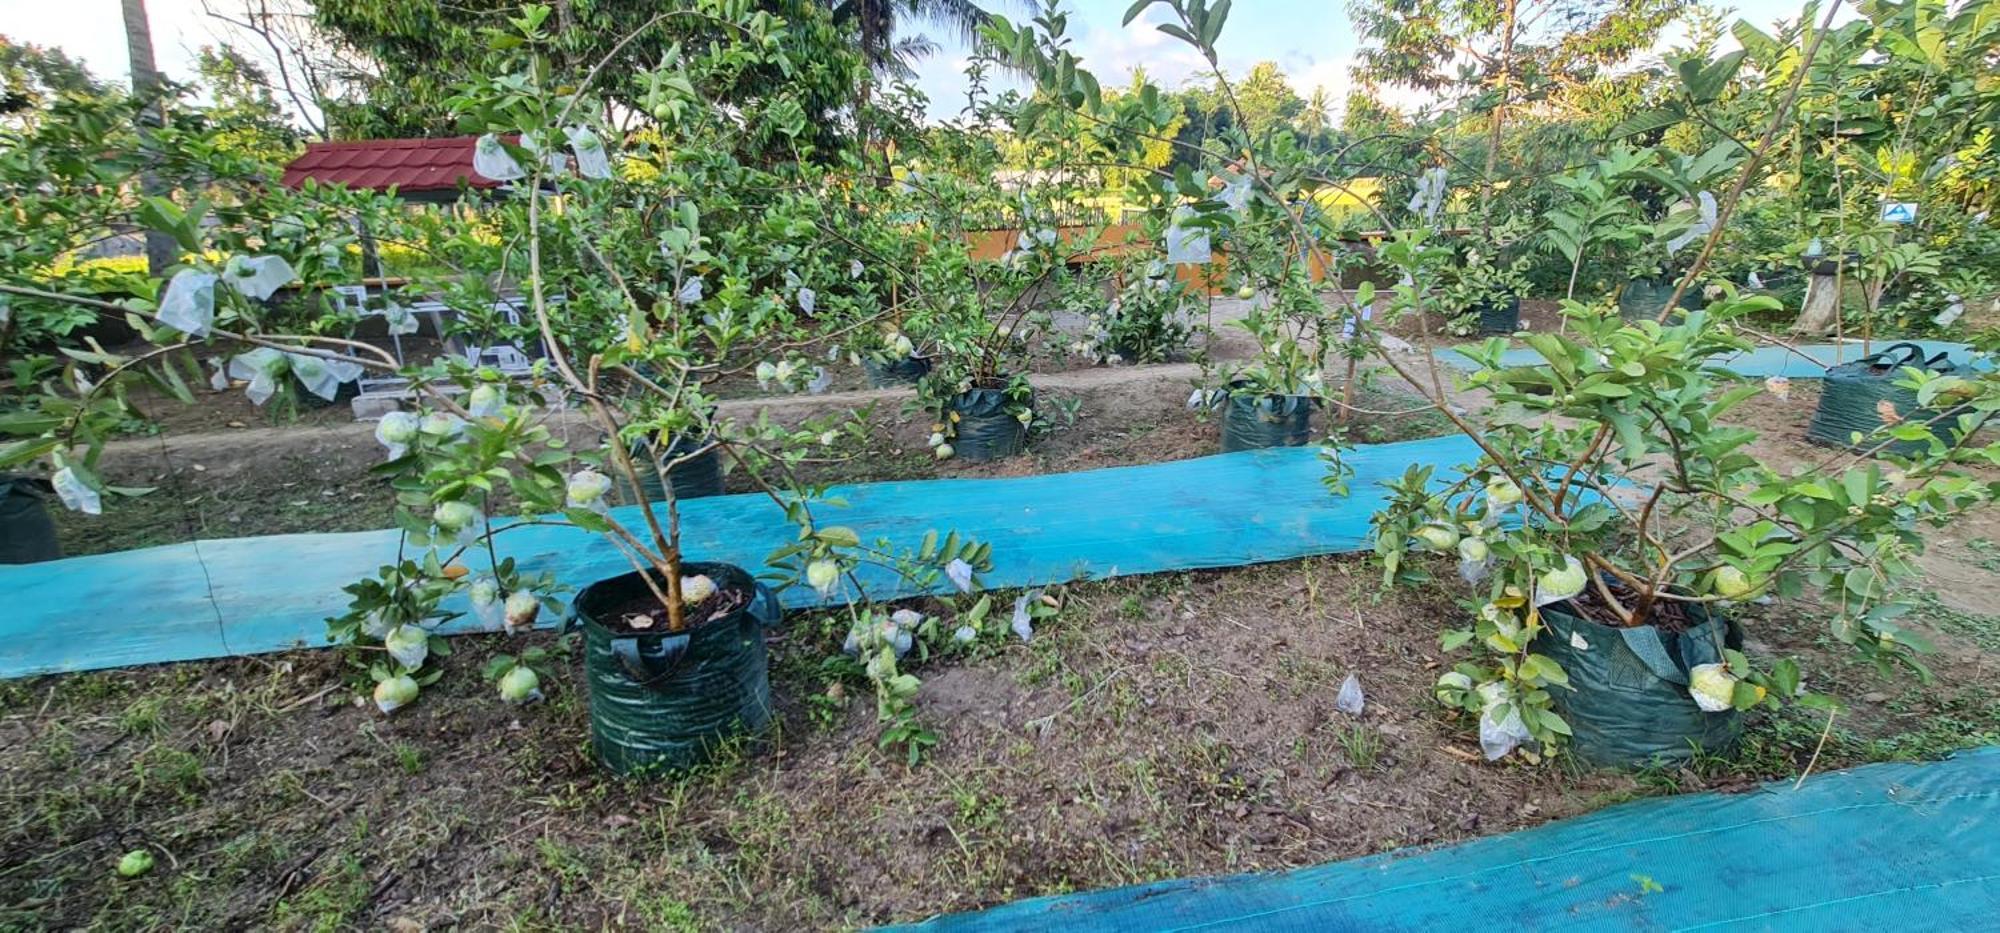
[308,0,862,145]
[1300,85,1334,137]
[121,0,176,277]
[1232,61,1306,141]
[829,0,998,79]
[1348,0,1688,220]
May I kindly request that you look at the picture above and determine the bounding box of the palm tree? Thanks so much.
[829,0,999,81]
[121,0,175,277]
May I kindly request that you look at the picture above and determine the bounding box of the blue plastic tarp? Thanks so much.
[897,747,2000,932]
[0,436,1482,678]
[1435,339,1987,379]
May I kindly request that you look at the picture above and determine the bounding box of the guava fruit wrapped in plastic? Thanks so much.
[226,348,289,405]
[284,351,363,401]
[224,255,296,301]
[52,466,102,516]
[157,270,218,337]
[473,133,525,181]
[565,126,613,179]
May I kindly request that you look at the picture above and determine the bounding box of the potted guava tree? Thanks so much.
[1371,295,1996,765]
[819,78,1109,464]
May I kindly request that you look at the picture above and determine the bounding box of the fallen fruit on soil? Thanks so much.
[117,850,153,878]
[373,675,419,714]
[499,665,542,703]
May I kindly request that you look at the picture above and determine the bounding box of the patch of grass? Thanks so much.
[1337,724,1383,770]
[1906,590,2000,652]
[390,742,424,775]
[118,695,169,736]
[132,745,206,802]
[1966,538,2000,573]
[271,851,371,933]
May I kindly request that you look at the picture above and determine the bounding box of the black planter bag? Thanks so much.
[862,354,932,389]
[951,385,1030,462]
[1806,342,1965,457]
[616,436,725,504]
[1472,296,1520,335]
[0,474,61,564]
[1617,277,1707,321]
[1219,391,1314,452]
[1533,601,1744,767]
[574,562,781,776]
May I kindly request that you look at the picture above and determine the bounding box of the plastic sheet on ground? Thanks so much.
[1434,339,1987,380]
[891,747,2000,931]
[0,437,1480,678]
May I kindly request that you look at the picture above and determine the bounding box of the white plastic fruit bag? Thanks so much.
[473,133,525,181]
[226,347,289,405]
[1164,207,1211,263]
[157,270,218,337]
[285,351,363,401]
[382,302,420,336]
[224,255,296,301]
[52,465,102,516]
[565,126,613,179]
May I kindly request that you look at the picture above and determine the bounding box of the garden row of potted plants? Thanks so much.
[7,2,1996,781]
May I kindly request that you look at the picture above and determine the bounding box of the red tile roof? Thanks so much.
[281,136,509,194]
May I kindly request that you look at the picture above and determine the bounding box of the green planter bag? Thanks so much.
[1617,277,1706,321]
[951,385,1031,462]
[615,436,724,504]
[1533,601,1744,767]
[1218,388,1315,452]
[0,475,61,564]
[1471,296,1520,335]
[574,562,780,776]
[862,354,932,389]
[1806,342,1965,457]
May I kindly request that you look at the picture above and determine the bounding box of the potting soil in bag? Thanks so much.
[951,386,1030,461]
[574,563,779,775]
[1533,602,1744,767]
[1220,391,1314,452]
[1806,341,1965,457]
[0,474,61,564]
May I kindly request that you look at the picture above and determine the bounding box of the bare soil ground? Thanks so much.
[7,321,1997,931]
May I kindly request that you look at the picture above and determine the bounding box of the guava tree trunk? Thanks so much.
[1792,270,1841,335]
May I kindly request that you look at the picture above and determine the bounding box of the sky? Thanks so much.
[4,0,1847,125]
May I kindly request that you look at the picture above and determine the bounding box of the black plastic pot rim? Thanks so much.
[573,561,753,637]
